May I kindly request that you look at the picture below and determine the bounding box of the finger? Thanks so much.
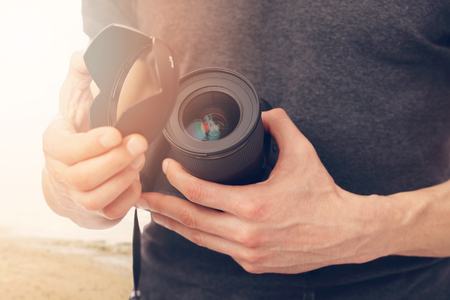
[69,159,144,213]
[148,212,328,275]
[62,51,92,93]
[162,158,254,215]
[232,257,323,275]
[65,134,146,190]
[49,135,146,191]
[67,50,90,77]
[43,117,123,165]
[102,177,142,220]
[151,212,246,258]
[140,192,243,240]
[59,51,94,131]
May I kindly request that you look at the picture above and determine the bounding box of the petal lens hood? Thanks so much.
[84,24,179,143]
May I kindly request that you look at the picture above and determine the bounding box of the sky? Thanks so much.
[0,1,150,243]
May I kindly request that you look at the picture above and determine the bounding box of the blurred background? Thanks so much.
[0,2,152,298]
[0,1,150,244]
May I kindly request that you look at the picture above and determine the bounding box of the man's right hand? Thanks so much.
[42,51,148,229]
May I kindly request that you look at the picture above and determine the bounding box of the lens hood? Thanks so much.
[84,24,179,143]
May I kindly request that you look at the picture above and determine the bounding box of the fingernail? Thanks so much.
[127,137,147,156]
[137,198,149,210]
[99,133,121,148]
[162,159,169,174]
[131,154,145,169]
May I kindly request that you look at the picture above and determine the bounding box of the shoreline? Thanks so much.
[0,236,134,300]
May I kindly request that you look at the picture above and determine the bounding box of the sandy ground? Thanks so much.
[0,236,134,300]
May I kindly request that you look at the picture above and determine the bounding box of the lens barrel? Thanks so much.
[163,68,265,184]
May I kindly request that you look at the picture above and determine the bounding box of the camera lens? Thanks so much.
[183,92,240,141]
[163,68,264,183]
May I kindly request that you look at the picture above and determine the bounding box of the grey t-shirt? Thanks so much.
[82,1,450,299]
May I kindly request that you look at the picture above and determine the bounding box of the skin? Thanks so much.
[42,51,149,228]
[139,110,450,274]
[43,51,450,274]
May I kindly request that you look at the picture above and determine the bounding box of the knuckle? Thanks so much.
[240,201,268,222]
[236,229,261,248]
[189,230,205,248]
[42,123,65,160]
[179,208,197,228]
[66,171,92,191]
[239,261,264,274]
[184,180,204,202]
[69,51,86,72]
[241,248,262,263]
[42,128,52,155]
[69,51,80,65]
[129,179,143,196]
[102,205,125,220]
[270,108,289,119]
[77,194,102,212]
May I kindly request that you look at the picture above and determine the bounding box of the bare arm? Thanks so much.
[386,180,450,258]
[139,109,450,274]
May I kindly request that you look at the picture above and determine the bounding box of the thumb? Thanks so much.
[59,50,94,132]
[261,108,308,150]
[261,108,317,177]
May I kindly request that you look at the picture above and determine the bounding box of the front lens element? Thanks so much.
[183,92,240,141]
[186,109,228,141]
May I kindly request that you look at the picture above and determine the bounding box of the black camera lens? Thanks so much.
[183,92,240,141]
[163,68,265,184]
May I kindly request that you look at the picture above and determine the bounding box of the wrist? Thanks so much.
[336,180,450,263]
[387,181,450,257]
[335,187,426,263]
[326,187,399,264]
[365,192,426,259]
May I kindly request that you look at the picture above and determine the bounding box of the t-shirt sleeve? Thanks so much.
[82,0,137,39]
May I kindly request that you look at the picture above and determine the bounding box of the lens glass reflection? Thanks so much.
[183,92,240,141]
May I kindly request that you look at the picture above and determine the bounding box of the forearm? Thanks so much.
[41,166,122,230]
[375,179,450,258]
